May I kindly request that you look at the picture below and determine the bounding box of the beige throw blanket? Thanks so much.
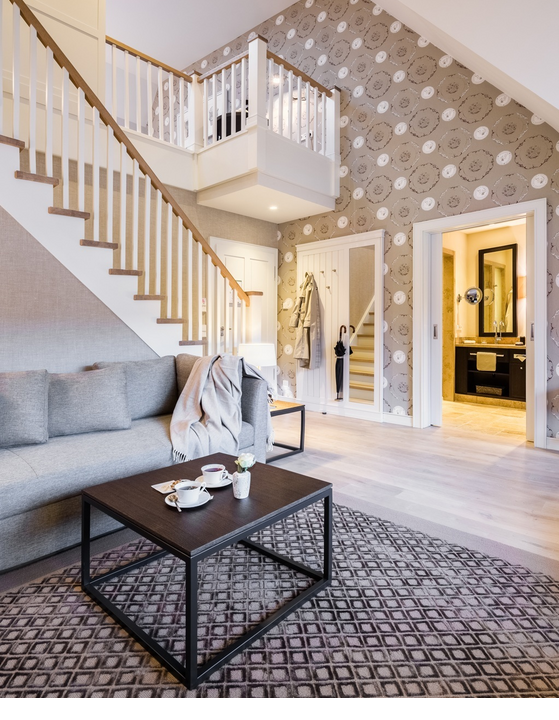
[170,354,273,462]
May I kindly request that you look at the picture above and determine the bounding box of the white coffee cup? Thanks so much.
[201,463,229,486]
[175,480,206,506]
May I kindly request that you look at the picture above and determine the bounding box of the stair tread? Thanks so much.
[80,239,118,250]
[351,353,375,361]
[156,318,184,324]
[134,295,166,300]
[109,268,143,276]
[50,206,90,220]
[15,170,59,186]
[350,368,375,376]
[349,381,375,391]
[179,340,207,346]
[0,135,25,149]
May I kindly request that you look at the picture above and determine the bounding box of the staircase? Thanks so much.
[349,308,375,403]
[0,0,254,359]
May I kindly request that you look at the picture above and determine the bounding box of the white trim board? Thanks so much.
[412,199,548,450]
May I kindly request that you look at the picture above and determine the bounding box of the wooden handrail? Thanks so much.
[106,35,193,84]
[8,0,249,306]
[267,50,333,98]
[198,51,249,82]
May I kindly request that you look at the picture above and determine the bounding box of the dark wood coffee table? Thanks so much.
[81,452,332,689]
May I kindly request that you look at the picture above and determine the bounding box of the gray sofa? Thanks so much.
[0,354,268,573]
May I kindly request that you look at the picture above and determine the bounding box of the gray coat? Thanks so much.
[289,272,321,370]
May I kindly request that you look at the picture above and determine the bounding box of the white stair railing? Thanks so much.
[0,0,251,353]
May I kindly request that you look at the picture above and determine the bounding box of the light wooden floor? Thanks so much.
[270,404,559,562]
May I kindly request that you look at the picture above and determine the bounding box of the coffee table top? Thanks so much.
[83,453,331,559]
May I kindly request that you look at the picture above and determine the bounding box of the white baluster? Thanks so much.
[216,268,222,353]
[278,64,284,137]
[136,55,141,132]
[321,92,326,154]
[267,58,273,130]
[305,81,311,149]
[287,70,293,142]
[296,75,302,144]
[158,67,163,140]
[211,75,217,143]
[197,241,203,340]
[77,88,85,212]
[12,4,20,140]
[143,174,151,290]
[106,126,114,242]
[206,254,213,354]
[221,68,226,140]
[232,290,239,354]
[178,79,184,147]
[112,44,117,120]
[124,50,130,128]
[45,47,53,178]
[119,143,127,268]
[177,218,183,320]
[187,229,193,341]
[231,62,237,136]
[313,86,318,152]
[240,57,247,132]
[154,190,162,294]
[166,202,173,317]
[132,159,139,269]
[203,78,208,147]
[61,69,69,208]
[146,61,152,137]
[28,26,37,174]
[241,296,247,344]
[92,109,100,242]
[223,277,229,353]
[168,72,174,144]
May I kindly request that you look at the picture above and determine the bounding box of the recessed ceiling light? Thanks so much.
[269,205,278,210]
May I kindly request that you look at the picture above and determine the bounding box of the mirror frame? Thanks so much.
[478,243,517,337]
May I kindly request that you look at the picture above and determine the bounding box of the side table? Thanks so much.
[268,399,305,461]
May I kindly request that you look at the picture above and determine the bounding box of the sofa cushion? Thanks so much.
[0,416,175,520]
[176,353,199,396]
[48,365,131,437]
[94,356,178,420]
[0,370,48,447]
[239,421,255,449]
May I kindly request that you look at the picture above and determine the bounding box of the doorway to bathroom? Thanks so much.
[442,220,526,440]
[412,199,548,449]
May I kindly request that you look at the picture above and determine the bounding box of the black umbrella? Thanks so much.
[334,326,351,400]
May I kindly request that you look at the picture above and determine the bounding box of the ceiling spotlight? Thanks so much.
[269,205,278,210]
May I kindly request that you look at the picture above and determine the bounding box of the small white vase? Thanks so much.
[232,470,251,499]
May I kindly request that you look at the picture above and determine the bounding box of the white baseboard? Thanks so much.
[382,412,413,427]
[546,437,559,453]
[295,399,413,426]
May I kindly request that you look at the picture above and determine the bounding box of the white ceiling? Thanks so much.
[105,0,293,70]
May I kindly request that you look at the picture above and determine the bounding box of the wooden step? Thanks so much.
[49,206,90,220]
[0,135,25,149]
[354,343,374,350]
[363,322,374,326]
[179,340,207,346]
[349,381,375,391]
[350,367,374,376]
[15,170,59,186]
[357,332,374,338]
[134,295,166,301]
[350,352,374,362]
[156,318,184,324]
[80,239,118,250]
[109,268,143,276]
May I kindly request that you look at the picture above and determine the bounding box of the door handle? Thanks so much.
[433,324,438,340]
[530,323,534,341]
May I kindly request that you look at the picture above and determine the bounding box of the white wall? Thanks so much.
[381,0,559,133]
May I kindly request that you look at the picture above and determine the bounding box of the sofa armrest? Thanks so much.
[241,376,268,463]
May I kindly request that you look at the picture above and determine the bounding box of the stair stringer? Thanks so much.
[0,144,197,359]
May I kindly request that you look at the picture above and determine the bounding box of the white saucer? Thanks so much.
[165,490,213,509]
[196,473,232,489]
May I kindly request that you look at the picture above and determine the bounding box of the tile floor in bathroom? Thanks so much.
[442,400,526,440]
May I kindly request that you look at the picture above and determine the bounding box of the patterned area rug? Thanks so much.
[1,503,558,698]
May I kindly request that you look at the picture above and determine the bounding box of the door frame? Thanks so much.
[412,198,547,449]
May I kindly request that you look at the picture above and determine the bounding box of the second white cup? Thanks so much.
[175,480,206,506]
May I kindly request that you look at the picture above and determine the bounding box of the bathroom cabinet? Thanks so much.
[454,346,526,401]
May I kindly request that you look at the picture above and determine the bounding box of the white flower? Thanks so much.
[236,453,256,471]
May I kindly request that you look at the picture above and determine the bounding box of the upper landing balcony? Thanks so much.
[106,36,340,223]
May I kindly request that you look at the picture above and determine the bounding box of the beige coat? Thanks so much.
[289,272,321,370]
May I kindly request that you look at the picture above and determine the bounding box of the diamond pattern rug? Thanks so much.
[1,503,558,698]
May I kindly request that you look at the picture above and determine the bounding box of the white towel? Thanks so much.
[476,352,496,372]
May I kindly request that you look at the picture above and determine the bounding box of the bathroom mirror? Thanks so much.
[478,243,517,337]
[463,287,483,305]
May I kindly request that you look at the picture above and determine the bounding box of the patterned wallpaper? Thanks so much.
[188,0,559,436]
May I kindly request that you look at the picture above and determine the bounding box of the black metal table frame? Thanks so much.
[268,403,305,461]
[81,488,332,690]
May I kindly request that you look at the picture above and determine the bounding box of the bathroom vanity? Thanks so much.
[455,345,526,401]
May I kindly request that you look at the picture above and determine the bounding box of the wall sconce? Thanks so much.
[518,276,526,300]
